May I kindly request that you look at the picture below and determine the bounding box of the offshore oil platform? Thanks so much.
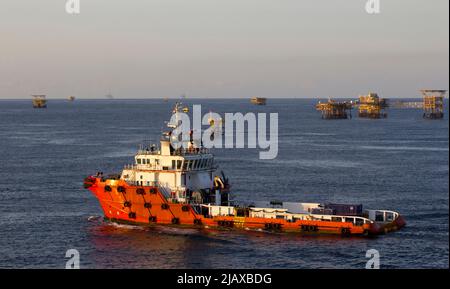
[32,95,47,108]
[421,89,446,119]
[315,92,387,119]
[356,92,388,119]
[316,98,353,119]
[251,97,267,105]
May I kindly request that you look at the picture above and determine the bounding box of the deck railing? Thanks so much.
[137,147,211,156]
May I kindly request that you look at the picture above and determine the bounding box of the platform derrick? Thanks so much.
[316,98,353,119]
[421,89,446,119]
[357,92,388,119]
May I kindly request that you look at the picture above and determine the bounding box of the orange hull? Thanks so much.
[85,176,401,236]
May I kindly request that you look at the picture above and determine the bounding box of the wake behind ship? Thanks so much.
[84,103,405,237]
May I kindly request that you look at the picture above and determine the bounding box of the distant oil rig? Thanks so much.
[32,95,47,108]
[356,92,388,119]
[379,90,446,120]
[316,99,353,119]
[316,92,387,119]
[421,89,446,119]
[251,97,267,105]
[316,90,447,120]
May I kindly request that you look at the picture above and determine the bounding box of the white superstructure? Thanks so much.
[120,103,230,205]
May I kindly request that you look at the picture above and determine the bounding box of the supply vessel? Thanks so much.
[84,104,405,236]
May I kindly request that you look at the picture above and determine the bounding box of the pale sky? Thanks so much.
[0,0,448,99]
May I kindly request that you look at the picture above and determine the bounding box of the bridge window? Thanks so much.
[172,160,176,169]
[375,212,384,222]
[345,218,354,223]
[177,160,182,170]
[137,159,141,164]
[355,218,364,226]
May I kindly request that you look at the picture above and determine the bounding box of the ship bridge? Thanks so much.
[120,138,220,204]
[118,102,229,206]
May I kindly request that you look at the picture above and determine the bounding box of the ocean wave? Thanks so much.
[358,145,449,152]
[299,132,336,136]
[259,158,363,169]
[47,139,77,145]
[103,150,136,158]
[107,222,146,231]
[154,226,200,236]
